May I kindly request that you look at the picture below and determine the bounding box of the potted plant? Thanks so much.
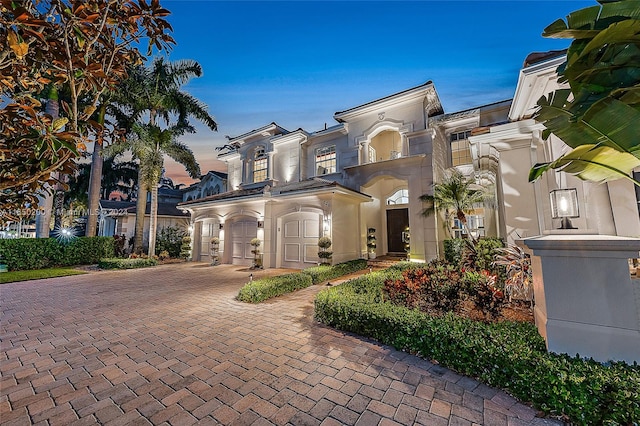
[402,226,410,260]
[318,236,333,265]
[250,238,262,269]
[366,228,377,259]
[210,236,220,266]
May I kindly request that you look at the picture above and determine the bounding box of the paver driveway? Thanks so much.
[1,263,562,426]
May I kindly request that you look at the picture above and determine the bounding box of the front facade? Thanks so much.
[180,53,640,269]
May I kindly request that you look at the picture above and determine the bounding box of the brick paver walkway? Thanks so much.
[1,263,563,425]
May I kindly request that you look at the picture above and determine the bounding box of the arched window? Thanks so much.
[213,184,220,195]
[387,188,409,205]
[254,147,268,182]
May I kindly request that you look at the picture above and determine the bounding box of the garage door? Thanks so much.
[231,220,257,266]
[281,213,320,269]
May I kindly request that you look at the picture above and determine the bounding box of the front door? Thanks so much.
[231,220,257,266]
[386,208,409,253]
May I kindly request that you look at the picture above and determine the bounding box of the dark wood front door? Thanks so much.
[386,208,409,253]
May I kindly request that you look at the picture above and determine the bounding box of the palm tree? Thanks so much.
[419,169,492,244]
[102,58,216,254]
[138,124,200,255]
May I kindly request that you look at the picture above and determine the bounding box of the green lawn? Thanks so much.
[0,268,87,284]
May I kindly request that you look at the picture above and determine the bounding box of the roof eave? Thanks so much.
[334,81,440,122]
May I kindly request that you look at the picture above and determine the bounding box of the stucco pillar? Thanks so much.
[521,235,640,363]
[361,141,370,164]
[262,200,273,268]
[400,133,409,157]
[267,153,275,180]
[244,159,252,183]
[192,221,202,261]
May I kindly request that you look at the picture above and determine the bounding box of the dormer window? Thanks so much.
[253,147,268,182]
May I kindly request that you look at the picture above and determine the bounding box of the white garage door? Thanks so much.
[231,220,257,266]
[281,213,320,269]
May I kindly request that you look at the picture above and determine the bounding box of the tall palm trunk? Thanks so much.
[133,166,148,254]
[85,104,107,236]
[148,183,158,256]
[35,88,59,238]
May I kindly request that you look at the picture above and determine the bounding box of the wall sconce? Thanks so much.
[219,223,224,230]
[550,188,579,229]
[257,221,264,228]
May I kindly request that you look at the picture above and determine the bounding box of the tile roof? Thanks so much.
[179,178,370,207]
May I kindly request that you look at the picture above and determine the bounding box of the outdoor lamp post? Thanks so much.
[550,188,579,229]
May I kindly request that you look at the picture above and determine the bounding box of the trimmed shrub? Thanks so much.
[303,259,368,284]
[98,257,158,269]
[237,259,368,303]
[62,237,116,266]
[237,273,313,303]
[180,236,192,259]
[314,271,640,425]
[443,238,466,265]
[155,226,187,258]
[0,237,114,271]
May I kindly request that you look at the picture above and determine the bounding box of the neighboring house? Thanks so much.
[98,173,190,251]
[179,52,640,269]
[182,171,228,202]
[98,199,189,250]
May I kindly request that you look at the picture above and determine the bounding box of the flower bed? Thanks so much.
[314,267,640,424]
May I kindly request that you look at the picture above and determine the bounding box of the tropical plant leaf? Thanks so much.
[529,144,640,184]
[575,19,640,66]
[537,91,640,152]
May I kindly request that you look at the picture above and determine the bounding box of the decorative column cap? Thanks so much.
[520,235,640,258]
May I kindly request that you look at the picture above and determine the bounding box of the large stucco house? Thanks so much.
[179,51,640,269]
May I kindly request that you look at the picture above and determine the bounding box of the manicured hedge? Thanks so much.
[98,257,158,269]
[237,259,369,303]
[302,259,368,284]
[237,273,313,303]
[314,270,640,425]
[0,237,115,271]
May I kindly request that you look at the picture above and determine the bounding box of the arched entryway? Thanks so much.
[361,176,410,256]
[385,188,410,254]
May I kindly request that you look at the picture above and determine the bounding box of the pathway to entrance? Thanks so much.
[1,263,562,425]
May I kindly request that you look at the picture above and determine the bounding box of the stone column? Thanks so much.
[521,235,640,363]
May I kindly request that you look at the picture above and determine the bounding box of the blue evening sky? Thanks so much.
[158,0,593,184]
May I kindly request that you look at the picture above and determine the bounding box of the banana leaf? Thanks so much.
[529,144,640,184]
[536,91,640,153]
